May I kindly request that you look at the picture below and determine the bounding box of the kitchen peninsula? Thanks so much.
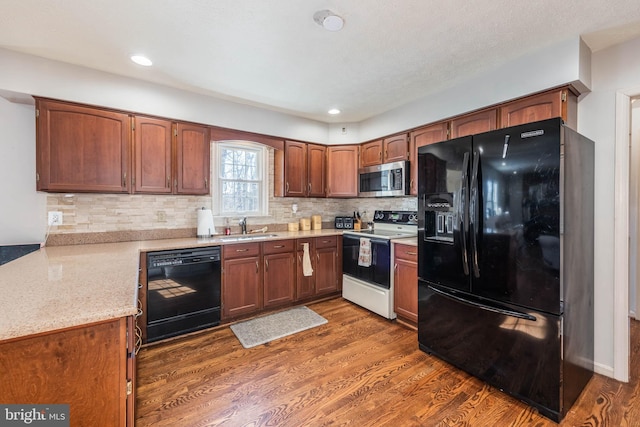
[0,229,342,427]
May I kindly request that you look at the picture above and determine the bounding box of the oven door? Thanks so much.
[342,233,390,288]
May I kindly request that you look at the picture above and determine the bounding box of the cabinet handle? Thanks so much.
[256,261,259,273]
[167,176,170,187]
[385,149,388,160]
[379,151,382,160]
[409,179,414,190]
[204,177,208,188]
[286,182,289,193]
[406,251,417,256]
[265,259,269,271]
[123,172,127,187]
[308,183,312,194]
[236,248,248,252]
[273,245,285,248]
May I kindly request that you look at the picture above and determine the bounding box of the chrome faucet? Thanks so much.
[239,217,247,234]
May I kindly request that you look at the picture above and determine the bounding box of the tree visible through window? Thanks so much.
[215,142,267,216]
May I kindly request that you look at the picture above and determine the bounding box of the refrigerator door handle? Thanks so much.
[428,285,537,321]
[459,152,470,276]
[469,152,481,278]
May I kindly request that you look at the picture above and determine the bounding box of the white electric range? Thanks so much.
[342,210,417,319]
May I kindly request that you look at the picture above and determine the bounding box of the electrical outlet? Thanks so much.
[48,211,63,226]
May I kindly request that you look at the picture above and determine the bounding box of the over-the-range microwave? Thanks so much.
[358,160,410,197]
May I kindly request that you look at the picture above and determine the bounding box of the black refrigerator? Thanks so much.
[417,118,594,422]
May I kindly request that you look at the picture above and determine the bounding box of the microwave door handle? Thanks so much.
[387,170,393,191]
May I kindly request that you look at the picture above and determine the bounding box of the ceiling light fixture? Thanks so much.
[130,55,152,66]
[328,108,341,115]
[313,10,344,32]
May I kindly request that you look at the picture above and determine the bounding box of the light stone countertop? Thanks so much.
[0,229,343,342]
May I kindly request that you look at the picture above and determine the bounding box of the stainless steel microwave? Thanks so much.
[358,161,410,197]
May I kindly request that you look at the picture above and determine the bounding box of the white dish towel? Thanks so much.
[358,237,372,267]
[302,243,314,276]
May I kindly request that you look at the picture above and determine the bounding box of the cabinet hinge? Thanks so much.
[561,91,567,102]
[35,109,40,119]
[126,380,133,396]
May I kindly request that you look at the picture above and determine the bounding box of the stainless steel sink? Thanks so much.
[214,234,279,242]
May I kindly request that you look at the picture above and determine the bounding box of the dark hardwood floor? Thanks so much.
[135,298,640,426]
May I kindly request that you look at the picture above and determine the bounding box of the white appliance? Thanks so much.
[342,210,417,319]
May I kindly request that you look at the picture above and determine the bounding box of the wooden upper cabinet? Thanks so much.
[307,143,326,197]
[175,122,211,195]
[360,140,383,167]
[36,98,130,193]
[450,109,497,139]
[283,141,308,197]
[500,88,577,129]
[275,141,326,198]
[408,122,448,195]
[383,134,409,163]
[326,145,359,198]
[133,116,172,194]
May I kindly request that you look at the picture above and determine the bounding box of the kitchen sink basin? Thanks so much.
[214,234,279,242]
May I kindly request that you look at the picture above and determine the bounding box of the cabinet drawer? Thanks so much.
[315,235,337,249]
[394,243,418,262]
[223,242,260,259]
[296,238,315,252]
[263,239,295,254]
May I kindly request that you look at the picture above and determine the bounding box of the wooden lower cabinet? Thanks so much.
[0,317,134,426]
[315,236,341,295]
[296,235,342,299]
[394,243,418,324]
[222,243,262,319]
[296,238,316,299]
[263,240,296,308]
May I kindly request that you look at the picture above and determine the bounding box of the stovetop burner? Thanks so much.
[342,210,417,240]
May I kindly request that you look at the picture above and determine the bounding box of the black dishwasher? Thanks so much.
[146,246,221,343]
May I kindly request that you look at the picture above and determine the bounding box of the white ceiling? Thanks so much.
[1,0,640,123]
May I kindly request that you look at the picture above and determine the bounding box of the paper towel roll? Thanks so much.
[197,208,216,237]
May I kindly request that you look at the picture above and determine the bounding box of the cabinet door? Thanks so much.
[284,141,307,197]
[296,239,315,299]
[326,145,359,197]
[450,109,497,139]
[499,89,574,128]
[315,246,339,294]
[307,143,326,197]
[36,99,130,193]
[409,122,448,195]
[264,252,296,307]
[394,244,418,323]
[175,122,211,195]
[133,116,172,194]
[360,140,383,167]
[0,318,129,426]
[222,257,262,319]
[383,134,408,163]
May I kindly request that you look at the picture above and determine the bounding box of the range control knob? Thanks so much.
[409,213,418,223]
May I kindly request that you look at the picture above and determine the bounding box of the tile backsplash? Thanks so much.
[45,147,418,242]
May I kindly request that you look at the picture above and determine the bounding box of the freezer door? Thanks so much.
[471,119,562,314]
[418,136,472,292]
[418,281,562,421]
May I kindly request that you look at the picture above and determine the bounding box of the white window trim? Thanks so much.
[211,141,269,218]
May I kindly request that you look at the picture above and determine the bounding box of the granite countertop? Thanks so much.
[391,236,418,246]
[0,229,342,342]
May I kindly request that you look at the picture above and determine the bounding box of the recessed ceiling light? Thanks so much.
[313,10,344,32]
[131,55,152,66]
[328,108,341,115]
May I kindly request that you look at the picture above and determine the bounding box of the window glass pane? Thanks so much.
[216,142,265,216]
